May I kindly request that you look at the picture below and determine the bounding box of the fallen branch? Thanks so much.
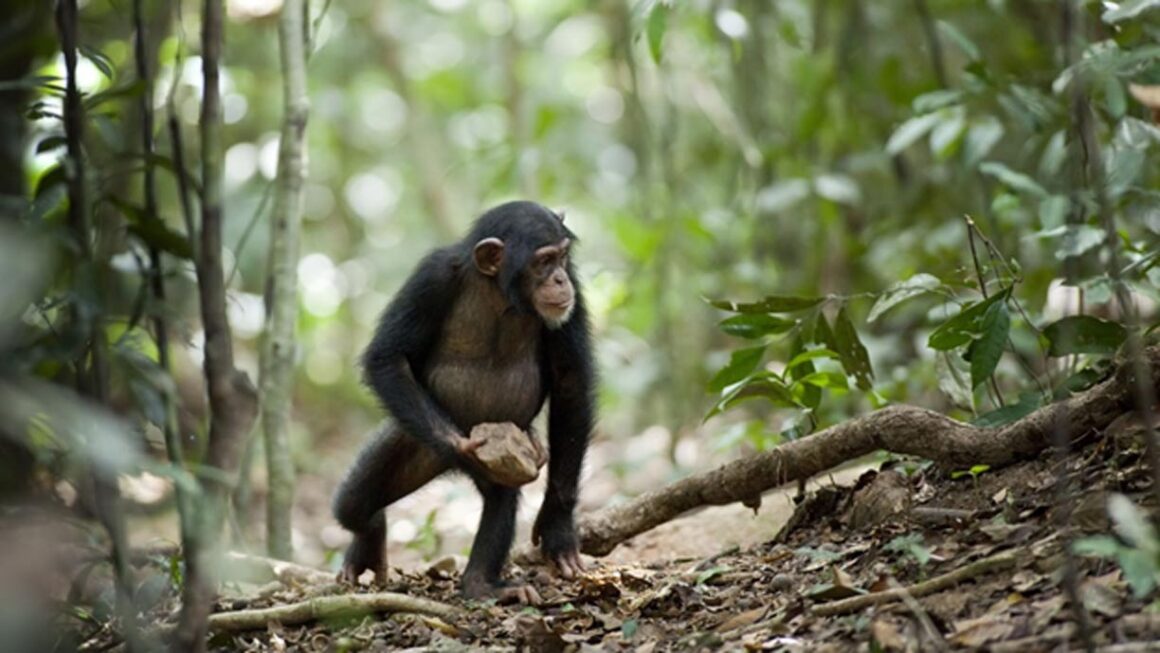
[205,592,461,633]
[811,550,1017,617]
[569,348,1159,556]
[222,551,335,586]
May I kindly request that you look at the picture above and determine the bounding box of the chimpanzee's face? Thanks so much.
[524,238,574,329]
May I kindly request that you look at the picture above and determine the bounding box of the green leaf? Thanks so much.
[1037,195,1070,229]
[978,161,1048,198]
[911,89,963,114]
[936,20,981,61]
[707,376,800,419]
[718,314,796,339]
[886,113,941,155]
[1105,77,1127,118]
[1102,0,1160,23]
[973,392,1042,428]
[755,178,811,213]
[963,118,1003,166]
[833,306,873,390]
[868,273,941,322]
[927,288,1010,351]
[79,45,116,80]
[708,345,766,393]
[967,300,1009,388]
[1072,535,1124,558]
[1108,493,1159,552]
[786,348,841,370]
[646,2,669,64]
[793,371,849,390]
[930,109,966,159]
[709,295,825,314]
[1043,315,1127,356]
[1117,549,1159,599]
[112,200,194,260]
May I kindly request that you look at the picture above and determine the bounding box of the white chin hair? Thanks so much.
[543,304,575,330]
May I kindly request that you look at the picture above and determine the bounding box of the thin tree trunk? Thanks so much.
[55,2,140,650]
[175,0,259,648]
[260,0,309,561]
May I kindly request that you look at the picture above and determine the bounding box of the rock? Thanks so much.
[469,422,545,487]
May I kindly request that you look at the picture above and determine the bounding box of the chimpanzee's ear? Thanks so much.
[555,209,566,223]
[472,237,505,276]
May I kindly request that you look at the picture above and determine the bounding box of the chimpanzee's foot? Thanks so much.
[337,534,387,586]
[462,574,542,605]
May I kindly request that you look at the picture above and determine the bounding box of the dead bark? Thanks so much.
[572,347,1160,557]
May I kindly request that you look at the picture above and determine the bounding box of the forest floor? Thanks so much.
[190,408,1160,652]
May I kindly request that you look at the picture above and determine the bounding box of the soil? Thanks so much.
[64,412,1160,650]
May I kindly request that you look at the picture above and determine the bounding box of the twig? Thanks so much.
[964,215,1006,407]
[204,592,460,632]
[810,551,1016,616]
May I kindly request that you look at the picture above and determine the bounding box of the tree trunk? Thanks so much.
[175,0,259,649]
[259,0,309,561]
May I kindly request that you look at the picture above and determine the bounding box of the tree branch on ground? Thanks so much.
[811,551,1017,616]
[197,592,461,633]
[563,347,1160,557]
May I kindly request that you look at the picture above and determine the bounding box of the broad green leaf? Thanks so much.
[112,199,194,260]
[1043,315,1127,356]
[1117,549,1159,599]
[927,288,1011,351]
[1106,146,1145,200]
[1036,224,1105,260]
[814,174,861,205]
[886,112,941,154]
[963,118,1004,167]
[833,306,873,390]
[793,371,849,390]
[1107,493,1159,552]
[1105,77,1127,118]
[786,348,841,370]
[1037,195,1070,229]
[1102,0,1160,23]
[936,20,981,61]
[708,344,767,393]
[967,300,1009,388]
[973,392,1042,428]
[1072,535,1123,558]
[79,44,116,80]
[978,161,1048,197]
[718,314,796,339]
[788,336,822,410]
[647,3,669,64]
[707,376,800,419]
[755,178,811,213]
[709,295,825,314]
[930,110,966,159]
[868,273,941,322]
[912,89,964,114]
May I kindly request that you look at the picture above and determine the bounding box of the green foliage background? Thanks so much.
[9,0,1160,467]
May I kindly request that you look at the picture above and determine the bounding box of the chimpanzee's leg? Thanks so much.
[332,423,449,584]
[460,481,540,604]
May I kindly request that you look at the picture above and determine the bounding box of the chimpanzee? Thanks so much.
[332,200,595,604]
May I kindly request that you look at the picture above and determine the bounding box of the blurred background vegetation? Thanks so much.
[2,0,1159,585]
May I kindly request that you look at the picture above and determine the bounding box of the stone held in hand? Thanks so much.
[469,422,545,487]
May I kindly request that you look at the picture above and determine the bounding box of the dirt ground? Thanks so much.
[38,410,1160,651]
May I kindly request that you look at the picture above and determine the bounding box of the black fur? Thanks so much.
[332,200,595,598]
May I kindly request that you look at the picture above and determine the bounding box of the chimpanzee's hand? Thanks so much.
[532,507,584,579]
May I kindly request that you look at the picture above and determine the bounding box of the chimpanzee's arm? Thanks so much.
[361,249,464,463]
[533,292,595,574]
